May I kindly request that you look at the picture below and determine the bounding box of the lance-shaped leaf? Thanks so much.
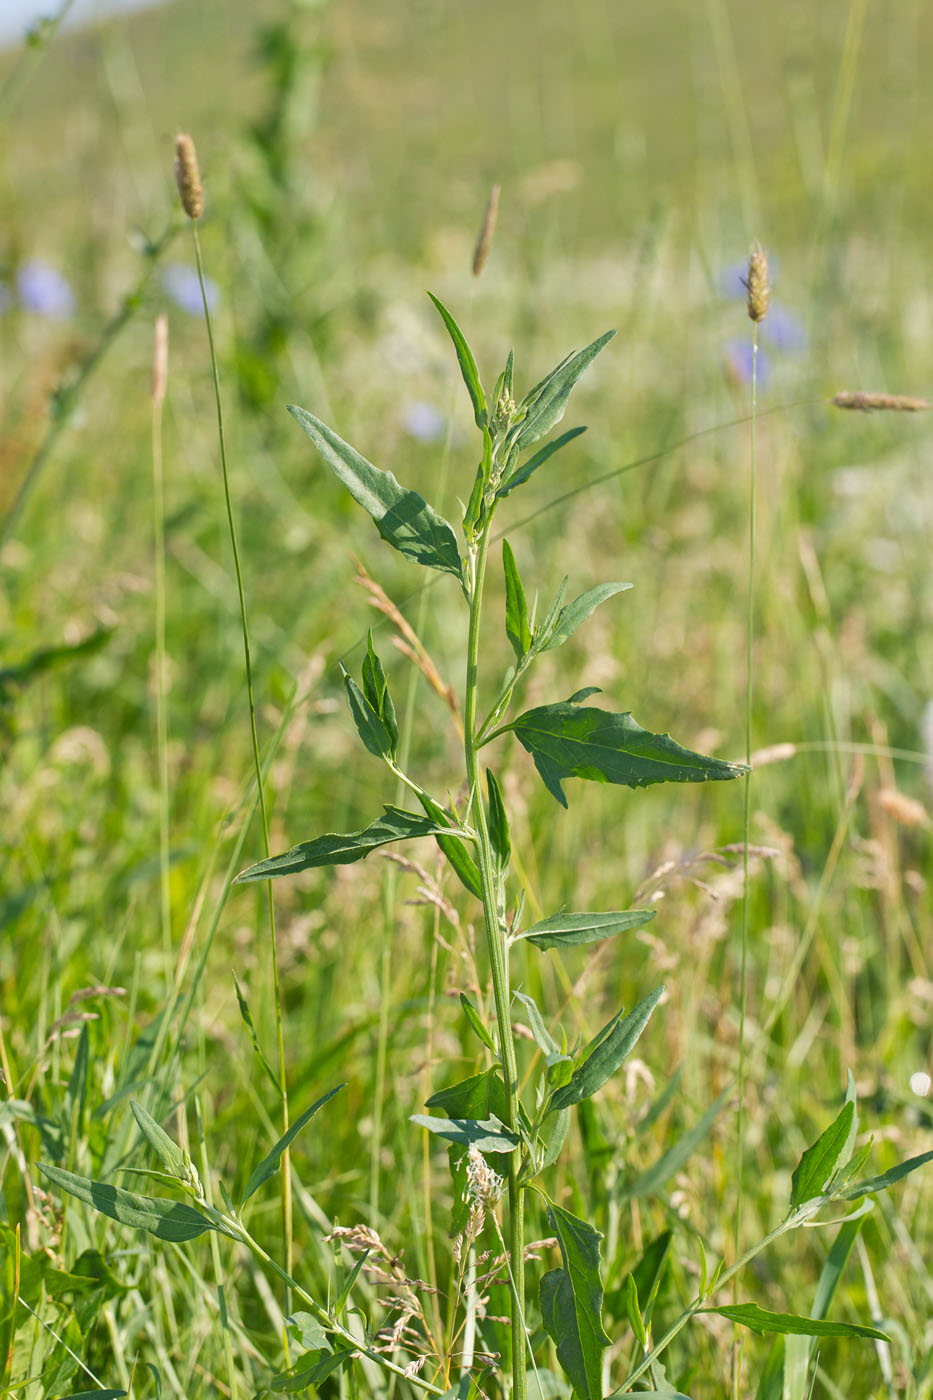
[427,292,487,429]
[409,1115,521,1153]
[514,330,615,450]
[550,987,663,1112]
[288,405,463,581]
[540,1202,611,1400]
[506,701,747,807]
[540,582,632,652]
[496,426,587,499]
[416,791,483,898]
[343,672,394,760]
[486,768,511,872]
[234,807,460,883]
[130,1102,187,1179]
[790,1101,855,1208]
[241,1085,345,1205]
[361,633,399,755]
[705,1303,888,1341]
[837,1148,933,1200]
[503,541,532,660]
[38,1164,217,1243]
[514,908,655,951]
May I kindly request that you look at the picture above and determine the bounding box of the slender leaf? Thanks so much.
[516,908,655,951]
[463,460,486,537]
[427,292,487,429]
[416,791,483,898]
[39,1164,216,1243]
[624,1274,647,1347]
[812,1214,867,1319]
[289,405,463,580]
[497,426,587,499]
[130,1102,186,1178]
[503,540,533,660]
[60,1392,127,1399]
[551,987,663,1112]
[537,1106,571,1174]
[838,1148,933,1200]
[791,1101,855,1208]
[506,702,747,807]
[629,1230,672,1327]
[540,1202,611,1400]
[361,635,399,753]
[707,1303,888,1341]
[541,583,632,652]
[627,1087,730,1199]
[410,1115,521,1153]
[232,971,281,1094]
[515,330,616,449]
[235,806,459,883]
[241,1085,345,1204]
[486,768,511,871]
[459,994,498,1054]
[344,671,393,759]
[514,991,559,1057]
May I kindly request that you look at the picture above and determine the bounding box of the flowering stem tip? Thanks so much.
[174,133,203,220]
[745,244,769,323]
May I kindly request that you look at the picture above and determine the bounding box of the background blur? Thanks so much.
[1,1,931,1396]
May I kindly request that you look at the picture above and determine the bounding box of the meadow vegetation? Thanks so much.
[1,2,931,1398]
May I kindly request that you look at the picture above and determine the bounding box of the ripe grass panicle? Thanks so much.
[832,389,930,412]
[174,132,204,221]
[472,183,501,278]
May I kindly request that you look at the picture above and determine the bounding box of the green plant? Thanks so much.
[35,292,932,1400]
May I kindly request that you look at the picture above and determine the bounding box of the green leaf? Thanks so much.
[540,1202,611,1400]
[459,994,498,1055]
[38,1164,217,1243]
[361,633,399,756]
[790,1101,856,1208]
[66,1024,90,1136]
[503,540,533,660]
[550,987,663,1112]
[234,806,460,883]
[289,405,463,580]
[629,1230,672,1326]
[60,1391,127,1399]
[837,1148,933,1200]
[232,971,281,1095]
[506,702,747,807]
[410,1115,521,1153]
[513,991,559,1057]
[706,1303,888,1341]
[241,1085,345,1204]
[130,1102,186,1178]
[627,1087,730,1199]
[486,768,511,872]
[271,1345,353,1393]
[541,582,632,652]
[463,460,486,537]
[426,1069,508,1121]
[515,908,655,951]
[427,292,487,429]
[343,671,394,759]
[624,1273,647,1347]
[514,330,616,449]
[496,426,587,499]
[536,1106,571,1174]
[416,792,483,898]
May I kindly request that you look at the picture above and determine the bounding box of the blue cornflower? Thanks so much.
[400,400,446,443]
[161,262,219,316]
[17,260,76,319]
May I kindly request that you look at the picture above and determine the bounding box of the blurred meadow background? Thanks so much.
[1,0,931,1397]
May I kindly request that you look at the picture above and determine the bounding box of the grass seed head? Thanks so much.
[833,390,930,412]
[174,132,203,220]
[472,183,500,278]
[746,243,770,322]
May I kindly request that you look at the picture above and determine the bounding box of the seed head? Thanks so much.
[833,390,930,412]
[472,184,500,278]
[746,244,769,322]
[174,132,203,220]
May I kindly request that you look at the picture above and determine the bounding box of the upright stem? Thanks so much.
[462,520,526,1400]
[190,224,292,1305]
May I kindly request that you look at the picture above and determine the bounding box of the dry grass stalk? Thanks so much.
[354,561,461,723]
[745,243,769,322]
[152,314,168,405]
[472,184,500,277]
[174,132,204,220]
[833,391,930,412]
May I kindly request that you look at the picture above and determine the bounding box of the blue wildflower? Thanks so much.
[760,304,807,352]
[17,260,75,319]
[725,339,772,387]
[161,262,219,316]
[400,400,446,443]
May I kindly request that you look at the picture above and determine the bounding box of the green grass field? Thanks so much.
[1,1,931,1397]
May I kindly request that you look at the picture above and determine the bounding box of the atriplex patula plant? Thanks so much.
[37,285,933,1398]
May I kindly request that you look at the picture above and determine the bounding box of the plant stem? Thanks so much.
[190,223,292,1309]
[462,518,526,1400]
